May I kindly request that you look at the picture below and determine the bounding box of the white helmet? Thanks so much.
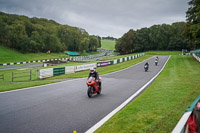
[90,67,95,73]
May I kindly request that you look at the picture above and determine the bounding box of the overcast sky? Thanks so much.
[0,0,189,38]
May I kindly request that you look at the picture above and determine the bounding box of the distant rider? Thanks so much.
[88,67,101,89]
[144,62,149,68]
[156,56,159,61]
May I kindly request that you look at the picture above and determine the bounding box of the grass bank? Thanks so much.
[146,51,181,55]
[0,45,68,64]
[96,55,200,133]
[0,45,101,64]
[101,40,115,50]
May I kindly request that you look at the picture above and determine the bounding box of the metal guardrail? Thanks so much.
[172,95,200,133]
[69,52,110,61]
[193,53,200,63]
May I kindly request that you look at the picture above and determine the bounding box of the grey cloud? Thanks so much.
[0,0,189,38]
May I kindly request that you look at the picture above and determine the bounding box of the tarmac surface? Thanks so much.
[0,63,42,70]
[0,56,169,133]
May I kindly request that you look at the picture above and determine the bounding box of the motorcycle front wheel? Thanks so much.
[87,86,93,98]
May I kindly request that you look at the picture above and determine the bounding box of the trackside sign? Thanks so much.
[75,63,97,72]
[97,61,110,67]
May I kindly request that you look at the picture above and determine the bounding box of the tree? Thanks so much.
[0,12,92,53]
[79,37,89,53]
[89,36,99,51]
[29,31,44,52]
[185,0,200,49]
[115,29,136,54]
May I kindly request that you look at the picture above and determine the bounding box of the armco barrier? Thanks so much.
[65,66,75,74]
[39,53,145,79]
[97,62,110,67]
[193,53,200,63]
[0,58,68,66]
[172,95,200,133]
[40,68,53,79]
[53,67,65,76]
[40,63,96,79]
[97,53,145,68]
[74,63,97,72]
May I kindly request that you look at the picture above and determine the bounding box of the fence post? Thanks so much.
[30,69,32,80]
[12,72,14,82]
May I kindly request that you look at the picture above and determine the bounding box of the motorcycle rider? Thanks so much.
[155,56,159,65]
[144,62,149,71]
[144,62,149,67]
[156,56,159,61]
[88,67,101,90]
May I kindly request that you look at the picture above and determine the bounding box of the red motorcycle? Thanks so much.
[86,77,102,98]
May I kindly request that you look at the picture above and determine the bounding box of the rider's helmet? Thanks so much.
[90,67,95,73]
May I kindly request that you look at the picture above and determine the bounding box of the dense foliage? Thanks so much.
[185,0,200,49]
[115,22,189,54]
[0,12,101,53]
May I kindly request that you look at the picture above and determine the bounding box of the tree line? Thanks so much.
[0,12,101,53]
[115,0,200,54]
[102,36,116,40]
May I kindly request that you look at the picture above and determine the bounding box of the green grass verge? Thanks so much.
[95,55,200,133]
[0,45,102,64]
[101,40,116,50]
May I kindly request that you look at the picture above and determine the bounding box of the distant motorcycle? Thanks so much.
[155,60,158,66]
[144,64,149,72]
[86,77,102,98]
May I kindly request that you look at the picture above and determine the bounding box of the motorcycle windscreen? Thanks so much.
[88,77,94,81]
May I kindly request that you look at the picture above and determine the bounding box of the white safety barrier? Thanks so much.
[172,112,192,133]
[193,53,200,62]
[40,68,53,79]
[69,53,106,61]
[120,58,123,62]
[65,66,75,74]
[74,63,97,72]
[114,60,117,64]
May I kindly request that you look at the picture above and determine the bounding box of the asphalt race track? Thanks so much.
[0,56,169,133]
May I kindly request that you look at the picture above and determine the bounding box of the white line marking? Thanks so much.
[0,55,151,94]
[85,56,171,133]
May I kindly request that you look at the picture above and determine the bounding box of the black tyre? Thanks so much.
[97,86,101,94]
[87,86,93,98]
